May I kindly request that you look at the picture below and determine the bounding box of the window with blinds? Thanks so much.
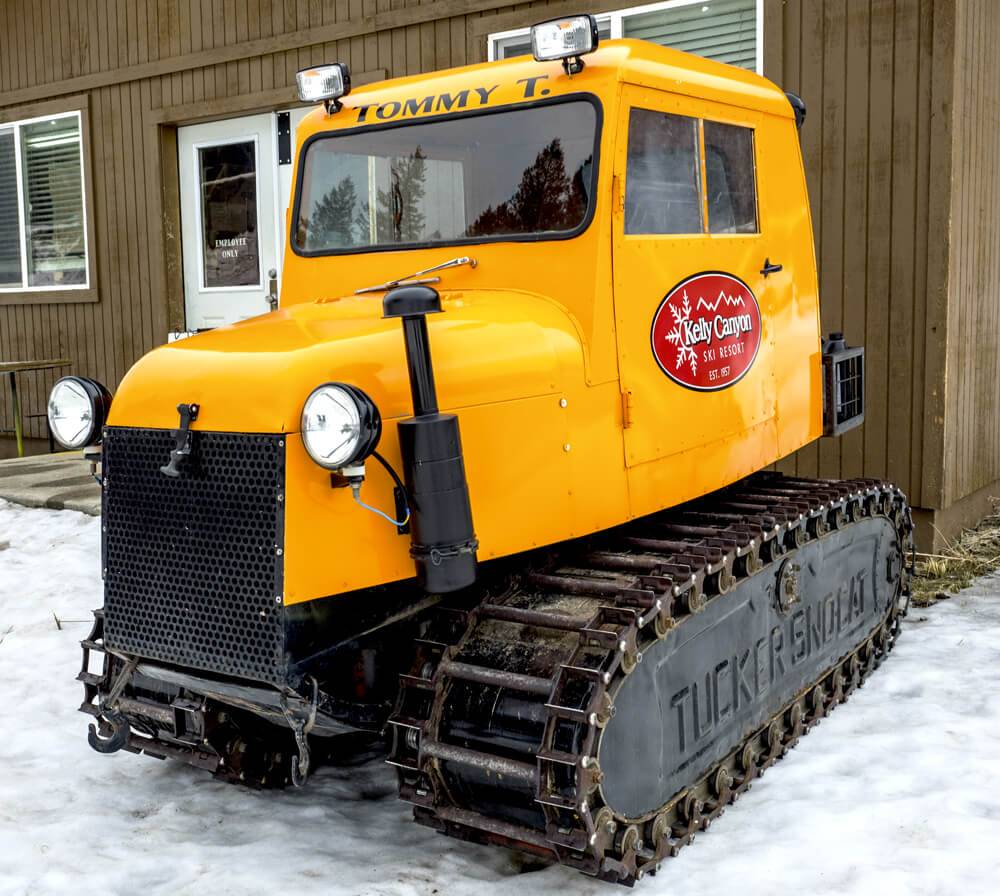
[624,0,757,71]
[0,111,90,292]
[0,130,22,287]
[490,0,760,72]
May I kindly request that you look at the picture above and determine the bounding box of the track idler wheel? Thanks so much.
[671,792,704,845]
[707,767,732,813]
[764,720,784,765]
[806,685,827,727]
[783,703,804,745]
[830,668,846,704]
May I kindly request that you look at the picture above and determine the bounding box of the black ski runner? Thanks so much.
[387,473,913,885]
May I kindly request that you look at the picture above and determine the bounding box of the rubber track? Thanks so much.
[387,473,914,885]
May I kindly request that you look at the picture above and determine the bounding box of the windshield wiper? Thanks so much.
[354,256,477,295]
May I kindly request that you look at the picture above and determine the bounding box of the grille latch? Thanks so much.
[160,402,200,478]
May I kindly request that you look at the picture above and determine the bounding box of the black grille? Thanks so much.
[102,427,286,684]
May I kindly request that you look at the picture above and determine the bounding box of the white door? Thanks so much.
[179,114,278,329]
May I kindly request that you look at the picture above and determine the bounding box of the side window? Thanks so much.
[704,121,758,234]
[624,109,702,235]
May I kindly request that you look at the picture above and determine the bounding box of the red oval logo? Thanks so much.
[650,272,762,391]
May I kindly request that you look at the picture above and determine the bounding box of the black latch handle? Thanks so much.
[761,258,783,278]
[160,403,200,478]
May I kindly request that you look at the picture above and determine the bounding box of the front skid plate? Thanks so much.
[598,515,897,820]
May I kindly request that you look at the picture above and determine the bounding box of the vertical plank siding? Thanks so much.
[0,0,990,525]
[944,0,1000,506]
[768,0,957,510]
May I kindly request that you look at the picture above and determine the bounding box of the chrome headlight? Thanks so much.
[46,376,112,449]
[301,383,381,470]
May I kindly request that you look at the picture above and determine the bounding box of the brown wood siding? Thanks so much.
[768,0,955,510]
[942,0,1000,506]
[0,0,979,522]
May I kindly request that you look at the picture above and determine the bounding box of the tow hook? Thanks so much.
[281,677,319,788]
[88,708,131,754]
[87,656,138,754]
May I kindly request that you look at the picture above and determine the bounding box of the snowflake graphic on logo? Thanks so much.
[663,290,698,376]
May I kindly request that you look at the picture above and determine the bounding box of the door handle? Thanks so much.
[267,268,279,311]
[760,258,783,278]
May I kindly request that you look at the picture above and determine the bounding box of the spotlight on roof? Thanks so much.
[530,15,600,75]
[296,63,352,113]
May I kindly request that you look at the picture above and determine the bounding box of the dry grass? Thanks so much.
[911,499,1000,606]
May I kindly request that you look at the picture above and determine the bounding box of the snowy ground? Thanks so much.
[2,498,1000,896]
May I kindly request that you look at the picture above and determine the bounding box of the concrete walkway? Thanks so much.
[0,452,101,515]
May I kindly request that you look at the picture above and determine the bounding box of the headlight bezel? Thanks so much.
[46,376,112,450]
[301,382,382,470]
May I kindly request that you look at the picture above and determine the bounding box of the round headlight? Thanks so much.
[47,376,112,450]
[301,383,381,470]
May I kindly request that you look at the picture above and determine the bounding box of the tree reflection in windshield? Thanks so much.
[295,100,597,252]
[467,139,588,237]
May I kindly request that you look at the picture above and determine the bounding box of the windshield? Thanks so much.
[294,99,598,254]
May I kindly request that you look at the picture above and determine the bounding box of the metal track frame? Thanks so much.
[387,474,913,885]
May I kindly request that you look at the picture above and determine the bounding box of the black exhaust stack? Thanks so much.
[383,285,478,593]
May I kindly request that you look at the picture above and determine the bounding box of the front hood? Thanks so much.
[108,289,585,433]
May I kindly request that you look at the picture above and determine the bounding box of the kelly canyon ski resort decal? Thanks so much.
[651,272,763,391]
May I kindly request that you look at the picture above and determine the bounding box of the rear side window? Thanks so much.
[624,109,702,235]
[704,121,758,233]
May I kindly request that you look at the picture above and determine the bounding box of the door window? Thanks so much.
[624,108,702,235]
[704,121,757,233]
[625,109,758,236]
[199,140,261,289]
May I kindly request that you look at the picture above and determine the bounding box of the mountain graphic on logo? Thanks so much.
[696,291,747,312]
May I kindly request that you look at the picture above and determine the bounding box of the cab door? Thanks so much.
[612,85,778,478]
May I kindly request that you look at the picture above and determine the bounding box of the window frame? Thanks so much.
[0,96,97,306]
[487,0,764,76]
[289,93,604,259]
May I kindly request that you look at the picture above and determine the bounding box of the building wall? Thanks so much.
[943,0,1000,509]
[765,0,955,517]
[0,0,993,543]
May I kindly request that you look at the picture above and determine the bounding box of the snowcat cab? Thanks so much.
[59,16,912,885]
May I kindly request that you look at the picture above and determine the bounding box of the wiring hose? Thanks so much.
[351,451,411,528]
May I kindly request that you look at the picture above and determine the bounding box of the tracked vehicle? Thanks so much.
[56,17,912,885]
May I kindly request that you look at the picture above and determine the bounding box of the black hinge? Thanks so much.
[277,112,292,165]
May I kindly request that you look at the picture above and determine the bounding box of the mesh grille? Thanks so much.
[823,345,865,437]
[102,427,286,684]
[833,354,864,425]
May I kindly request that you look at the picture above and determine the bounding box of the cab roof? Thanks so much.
[296,38,793,141]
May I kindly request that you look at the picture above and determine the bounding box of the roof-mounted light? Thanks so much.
[530,15,599,75]
[296,63,352,113]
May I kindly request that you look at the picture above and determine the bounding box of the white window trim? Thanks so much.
[488,0,764,75]
[0,109,91,294]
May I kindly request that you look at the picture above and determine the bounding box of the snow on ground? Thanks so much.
[2,497,1000,896]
